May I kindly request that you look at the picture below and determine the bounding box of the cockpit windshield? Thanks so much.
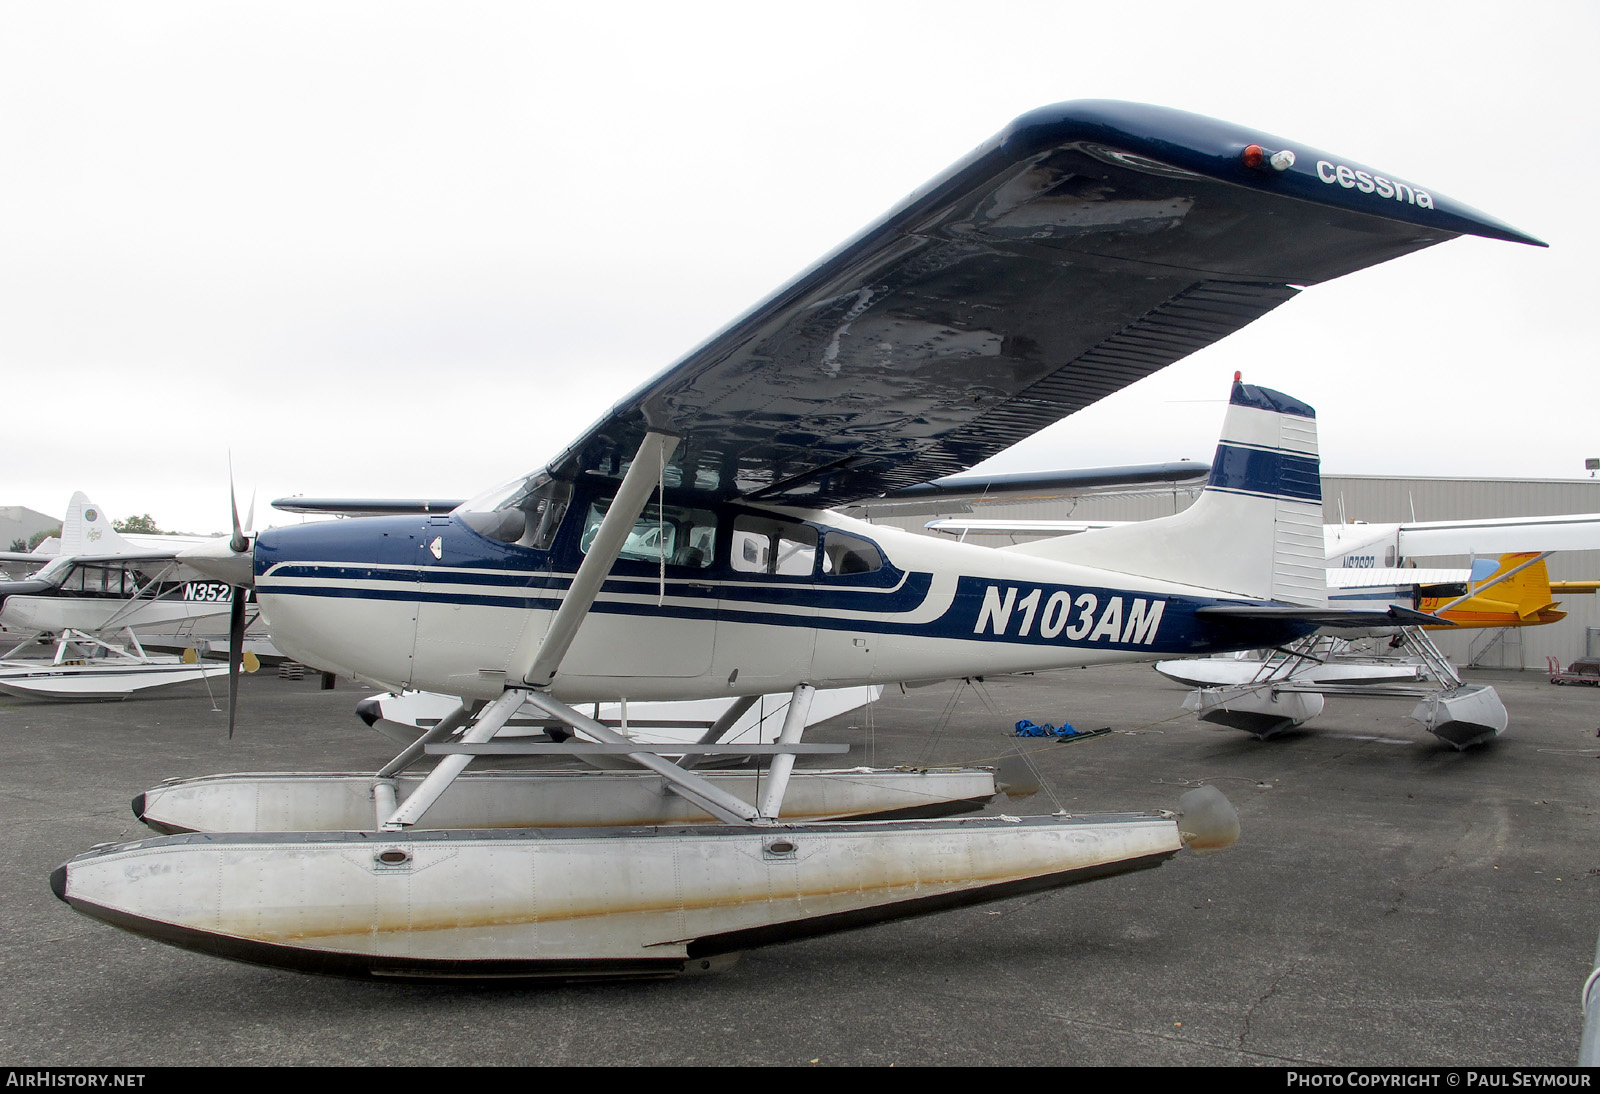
[32,555,75,585]
[457,471,572,550]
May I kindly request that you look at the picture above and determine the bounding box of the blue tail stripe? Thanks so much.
[1208,443,1321,502]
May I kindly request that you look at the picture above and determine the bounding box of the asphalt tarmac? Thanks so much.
[2,660,1596,1067]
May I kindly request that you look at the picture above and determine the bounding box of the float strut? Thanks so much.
[758,683,816,819]
[678,694,760,771]
[520,690,764,825]
[377,701,472,778]
[380,690,525,830]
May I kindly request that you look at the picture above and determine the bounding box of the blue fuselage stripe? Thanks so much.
[259,565,1319,653]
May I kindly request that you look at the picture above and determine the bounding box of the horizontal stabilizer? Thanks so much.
[1195,604,1451,629]
[1326,567,1472,588]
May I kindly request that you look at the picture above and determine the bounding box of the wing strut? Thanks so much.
[381,431,773,829]
[520,431,680,688]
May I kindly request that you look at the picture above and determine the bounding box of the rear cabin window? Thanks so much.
[821,531,883,576]
[579,499,716,569]
[731,515,817,576]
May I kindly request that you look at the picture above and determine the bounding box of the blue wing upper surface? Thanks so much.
[543,101,1540,508]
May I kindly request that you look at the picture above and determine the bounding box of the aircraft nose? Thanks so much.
[178,535,254,587]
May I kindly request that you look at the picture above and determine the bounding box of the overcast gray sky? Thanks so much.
[2,2,1593,534]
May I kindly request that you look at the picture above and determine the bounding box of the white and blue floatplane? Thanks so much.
[54,101,1542,979]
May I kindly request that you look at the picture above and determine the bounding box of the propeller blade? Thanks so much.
[229,456,248,555]
[227,588,246,739]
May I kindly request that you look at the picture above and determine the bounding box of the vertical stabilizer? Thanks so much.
[57,493,139,557]
[1485,553,1560,622]
[1004,382,1327,606]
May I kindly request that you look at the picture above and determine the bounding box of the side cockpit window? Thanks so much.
[58,562,140,597]
[731,515,817,576]
[579,499,717,569]
[821,531,883,576]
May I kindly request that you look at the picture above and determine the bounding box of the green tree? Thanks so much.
[8,538,25,552]
[113,514,162,534]
[27,526,60,550]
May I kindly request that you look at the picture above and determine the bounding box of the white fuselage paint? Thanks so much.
[257,508,1256,703]
[0,595,228,635]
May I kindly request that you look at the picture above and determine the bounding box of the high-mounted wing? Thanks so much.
[271,465,1205,520]
[544,101,1541,507]
[29,551,190,565]
[271,498,466,517]
[1396,514,1600,558]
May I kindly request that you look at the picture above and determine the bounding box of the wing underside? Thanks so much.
[541,101,1539,507]
[1398,514,1600,558]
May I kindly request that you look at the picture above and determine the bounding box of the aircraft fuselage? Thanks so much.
[0,557,239,637]
[254,487,1314,702]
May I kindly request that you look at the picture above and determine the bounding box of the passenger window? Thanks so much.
[579,499,716,569]
[732,515,817,576]
[821,532,883,576]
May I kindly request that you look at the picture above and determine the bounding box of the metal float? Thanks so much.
[55,795,1233,981]
[134,766,1001,833]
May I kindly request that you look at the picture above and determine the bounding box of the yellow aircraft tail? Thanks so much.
[1420,552,1569,628]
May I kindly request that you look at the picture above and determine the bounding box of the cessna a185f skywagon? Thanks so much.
[54,101,1542,981]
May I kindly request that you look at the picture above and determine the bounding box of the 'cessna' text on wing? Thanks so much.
[1315,160,1435,209]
